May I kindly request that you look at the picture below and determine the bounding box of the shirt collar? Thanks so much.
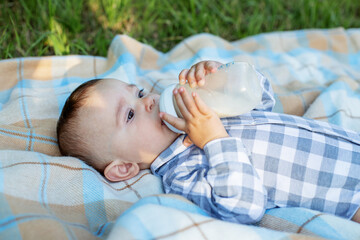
[150,134,188,175]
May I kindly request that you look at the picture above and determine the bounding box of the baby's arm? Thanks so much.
[161,136,267,224]
[160,91,268,223]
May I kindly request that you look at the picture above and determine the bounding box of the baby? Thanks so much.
[57,61,360,224]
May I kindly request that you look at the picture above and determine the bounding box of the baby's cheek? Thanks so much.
[138,123,155,141]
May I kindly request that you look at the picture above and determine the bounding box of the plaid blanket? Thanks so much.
[1,28,360,239]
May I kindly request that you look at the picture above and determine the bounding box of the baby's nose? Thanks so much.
[143,96,155,111]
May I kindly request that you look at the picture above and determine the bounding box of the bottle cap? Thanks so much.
[159,84,184,134]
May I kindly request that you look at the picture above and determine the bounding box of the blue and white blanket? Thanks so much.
[0,28,360,239]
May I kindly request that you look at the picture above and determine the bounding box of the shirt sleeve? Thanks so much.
[253,70,276,112]
[162,137,268,224]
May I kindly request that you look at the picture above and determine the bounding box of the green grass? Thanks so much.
[1,0,360,59]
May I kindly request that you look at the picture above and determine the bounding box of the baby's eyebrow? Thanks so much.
[115,100,121,128]
[115,98,126,128]
[127,84,137,90]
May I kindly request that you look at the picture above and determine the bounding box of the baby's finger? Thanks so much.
[179,87,199,118]
[174,88,193,119]
[179,69,189,85]
[195,62,206,86]
[160,112,186,131]
[186,66,197,88]
[183,136,193,147]
[205,61,219,74]
[192,92,211,115]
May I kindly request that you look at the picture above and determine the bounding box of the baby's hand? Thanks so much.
[160,86,228,149]
[179,61,222,88]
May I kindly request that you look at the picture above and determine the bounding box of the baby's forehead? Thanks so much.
[83,79,144,114]
[97,78,127,88]
[81,79,133,114]
[96,79,139,92]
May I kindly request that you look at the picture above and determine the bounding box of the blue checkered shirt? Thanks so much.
[150,72,360,224]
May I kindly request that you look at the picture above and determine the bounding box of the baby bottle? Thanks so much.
[159,61,263,133]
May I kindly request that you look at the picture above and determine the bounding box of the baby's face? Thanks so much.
[78,79,179,169]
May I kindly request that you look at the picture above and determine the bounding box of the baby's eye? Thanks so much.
[138,89,145,98]
[127,109,134,122]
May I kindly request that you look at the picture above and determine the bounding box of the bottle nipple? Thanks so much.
[159,83,184,133]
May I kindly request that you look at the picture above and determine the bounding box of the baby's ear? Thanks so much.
[104,160,140,182]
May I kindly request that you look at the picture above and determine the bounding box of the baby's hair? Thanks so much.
[57,79,104,171]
